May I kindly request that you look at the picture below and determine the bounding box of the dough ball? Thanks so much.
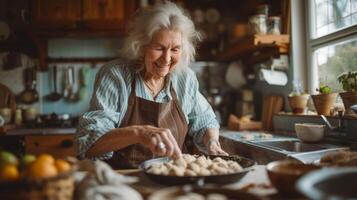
[174,157,188,168]
[183,154,196,163]
[206,193,228,200]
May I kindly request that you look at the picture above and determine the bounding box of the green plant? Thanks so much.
[337,71,357,92]
[316,84,332,94]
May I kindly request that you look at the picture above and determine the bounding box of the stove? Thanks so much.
[24,113,76,128]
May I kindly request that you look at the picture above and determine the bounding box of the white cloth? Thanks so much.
[74,160,143,200]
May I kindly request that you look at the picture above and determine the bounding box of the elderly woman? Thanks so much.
[76,1,227,169]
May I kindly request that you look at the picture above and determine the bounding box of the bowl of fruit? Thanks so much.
[0,151,75,200]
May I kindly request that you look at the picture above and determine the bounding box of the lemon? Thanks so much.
[22,154,36,166]
[0,151,19,167]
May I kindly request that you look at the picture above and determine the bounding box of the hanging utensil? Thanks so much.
[68,66,79,102]
[46,65,62,101]
[78,66,90,101]
[63,66,73,100]
[19,67,39,104]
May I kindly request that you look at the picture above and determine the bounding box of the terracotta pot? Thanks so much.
[339,91,357,112]
[288,94,310,114]
[311,93,337,116]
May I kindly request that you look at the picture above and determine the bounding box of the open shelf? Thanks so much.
[217,34,290,65]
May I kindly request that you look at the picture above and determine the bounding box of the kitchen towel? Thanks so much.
[74,160,143,200]
[259,69,288,86]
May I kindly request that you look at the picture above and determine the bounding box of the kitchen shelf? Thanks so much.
[217,34,290,65]
[47,57,118,66]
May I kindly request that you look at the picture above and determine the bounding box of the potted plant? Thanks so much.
[288,81,309,114]
[337,71,357,112]
[311,84,337,116]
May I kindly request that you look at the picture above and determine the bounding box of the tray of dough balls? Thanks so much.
[140,154,255,185]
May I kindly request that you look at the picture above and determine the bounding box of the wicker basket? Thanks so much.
[0,171,74,200]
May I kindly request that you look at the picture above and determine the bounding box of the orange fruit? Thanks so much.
[29,160,58,179]
[54,159,71,173]
[36,154,55,164]
[0,165,20,181]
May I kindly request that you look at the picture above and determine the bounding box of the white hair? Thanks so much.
[120,1,201,72]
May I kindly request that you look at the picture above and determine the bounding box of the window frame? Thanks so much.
[305,0,357,93]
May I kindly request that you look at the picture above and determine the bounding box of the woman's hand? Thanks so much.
[133,125,182,159]
[206,139,228,156]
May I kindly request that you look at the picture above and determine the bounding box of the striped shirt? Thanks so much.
[76,59,219,160]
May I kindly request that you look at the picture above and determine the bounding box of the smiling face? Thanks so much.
[143,29,182,79]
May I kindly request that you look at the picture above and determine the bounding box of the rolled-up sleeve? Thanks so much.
[76,65,127,160]
[187,75,220,151]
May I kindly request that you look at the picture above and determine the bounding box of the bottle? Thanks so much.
[268,16,281,35]
[15,109,23,125]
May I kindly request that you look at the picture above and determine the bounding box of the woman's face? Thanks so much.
[144,29,182,78]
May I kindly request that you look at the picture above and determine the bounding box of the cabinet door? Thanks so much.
[25,135,75,158]
[31,0,81,29]
[82,0,131,30]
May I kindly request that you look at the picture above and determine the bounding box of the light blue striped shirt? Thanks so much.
[76,59,219,159]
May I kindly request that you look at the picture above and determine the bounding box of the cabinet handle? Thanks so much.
[61,140,73,148]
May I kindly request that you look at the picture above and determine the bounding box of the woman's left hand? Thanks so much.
[206,139,228,156]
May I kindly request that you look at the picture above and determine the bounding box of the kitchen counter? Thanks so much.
[5,127,77,136]
[118,165,306,200]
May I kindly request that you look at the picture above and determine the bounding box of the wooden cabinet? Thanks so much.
[83,0,125,30]
[31,0,81,29]
[25,135,75,158]
[31,0,136,31]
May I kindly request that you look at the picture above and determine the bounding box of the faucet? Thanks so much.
[320,110,344,131]
[320,110,345,136]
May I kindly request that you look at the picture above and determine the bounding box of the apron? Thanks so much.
[105,75,189,169]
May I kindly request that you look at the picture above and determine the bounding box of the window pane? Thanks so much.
[315,38,357,92]
[313,0,357,38]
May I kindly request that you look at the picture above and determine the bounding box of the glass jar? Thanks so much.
[268,16,281,35]
[249,14,267,34]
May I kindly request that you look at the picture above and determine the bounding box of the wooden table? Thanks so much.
[117,165,306,200]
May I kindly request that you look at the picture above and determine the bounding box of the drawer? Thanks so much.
[25,135,75,158]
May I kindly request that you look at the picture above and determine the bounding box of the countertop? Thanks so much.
[1,126,77,136]
[117,165,306,200]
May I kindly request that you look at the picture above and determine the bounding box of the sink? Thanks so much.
[254,140,336,153]
[219,136,349,164]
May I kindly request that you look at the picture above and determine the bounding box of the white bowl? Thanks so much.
[295,123,325,142]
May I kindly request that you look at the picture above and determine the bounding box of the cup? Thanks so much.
[24,107,38,122]
[0,108,12,124]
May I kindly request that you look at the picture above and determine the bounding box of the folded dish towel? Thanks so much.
[74,160,143,200]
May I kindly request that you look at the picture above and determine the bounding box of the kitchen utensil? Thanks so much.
[295,123,325,143]
[46,65,62,101]
[19,67,39,104]
[140,155,255,185]
[266,160,320,194]
[297,168,357,200]
[63,66,73,100]
[148,186,263,200]
[78,66,90,100]
[70,67,80,102]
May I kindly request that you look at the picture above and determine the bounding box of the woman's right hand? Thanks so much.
[131,125,182,159]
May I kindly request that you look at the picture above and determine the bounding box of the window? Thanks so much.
[307,0,357,93]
